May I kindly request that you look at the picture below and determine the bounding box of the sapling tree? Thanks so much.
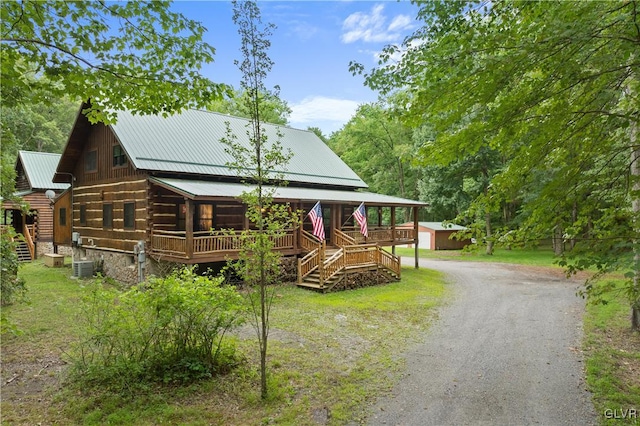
[222,0,300,399]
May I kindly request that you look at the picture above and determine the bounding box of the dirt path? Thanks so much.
[366,259,597,426]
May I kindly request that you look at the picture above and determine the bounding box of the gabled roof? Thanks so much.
[56,104,367,189]
[17,151,69,190]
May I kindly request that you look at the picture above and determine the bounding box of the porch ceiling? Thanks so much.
[150,177,427,207]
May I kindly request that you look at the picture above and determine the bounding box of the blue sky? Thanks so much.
[171,1,420,136]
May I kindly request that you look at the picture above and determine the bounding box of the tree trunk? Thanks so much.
[629,67,639,330]
[485,211,493,255]
[553,223,564,256]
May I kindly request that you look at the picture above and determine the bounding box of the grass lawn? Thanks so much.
[391,245,562,267]
[582,281,640,425]
[1,260,447,425]
[3,249,638,425]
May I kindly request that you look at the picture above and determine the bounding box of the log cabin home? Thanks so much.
[53,103,426,289]
[1,151,70,261]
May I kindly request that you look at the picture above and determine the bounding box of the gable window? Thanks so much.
[85,150,97,172]
[79,205,86,226]
[124,202,135,229]
[113,144,127,167]
[103,204,113,229]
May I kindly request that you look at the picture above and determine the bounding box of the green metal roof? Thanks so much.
[18,151,69,190]
[111,109,367,189]
[151,177,427,207]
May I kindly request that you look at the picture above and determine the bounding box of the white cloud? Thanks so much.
[341,4,413,44]
[289,96,361,134]
[388,14,412,32]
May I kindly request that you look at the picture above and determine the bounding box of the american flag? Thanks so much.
[308,201,325,241]
[353,202,368,237]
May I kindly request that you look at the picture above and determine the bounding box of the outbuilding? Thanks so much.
[400,221,470,250]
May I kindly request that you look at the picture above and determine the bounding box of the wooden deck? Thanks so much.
[296,230,401,292]
[149,229,298,263]
[149,228,406,291]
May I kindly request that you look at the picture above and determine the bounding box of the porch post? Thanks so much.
[391,206,396,255]
[185,198,194,258]
[413,206,419,269]
[243,204,250,231]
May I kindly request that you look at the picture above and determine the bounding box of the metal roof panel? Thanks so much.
[18,151,69,190]
[151,177,427,207]
[111,109,367,188]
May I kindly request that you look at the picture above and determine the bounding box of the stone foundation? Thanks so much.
[73,248,146,286]
[35,242,73,258]
[70,248,301,287]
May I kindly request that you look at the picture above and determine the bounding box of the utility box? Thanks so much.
[72,260,94,278]
[44,253,65,268]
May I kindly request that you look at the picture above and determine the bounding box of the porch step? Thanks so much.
[15,241,32,262]
[298,270,344,292]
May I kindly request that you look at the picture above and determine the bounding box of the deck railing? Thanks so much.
[342,227,416,244]
[313,243,401,287]
[151,229,296,258]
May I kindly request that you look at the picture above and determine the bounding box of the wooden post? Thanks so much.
[185,198,193,258]
[391,206,396,254]
[413,206,419,269]
[319,240,325,288]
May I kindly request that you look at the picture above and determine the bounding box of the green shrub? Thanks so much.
[0,226,27,307]
[72,267,246,388]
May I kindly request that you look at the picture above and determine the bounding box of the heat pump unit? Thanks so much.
[73,261,94,278]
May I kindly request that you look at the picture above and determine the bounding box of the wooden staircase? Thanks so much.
[297,230,401,292]
[15,240,32,262]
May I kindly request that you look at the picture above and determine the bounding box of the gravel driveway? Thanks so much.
[366,258,597,426]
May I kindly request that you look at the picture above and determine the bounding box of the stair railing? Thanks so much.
[22,222,35,260]
[334,228,356,247]
[320,248,345,285]
[377,246,401,278]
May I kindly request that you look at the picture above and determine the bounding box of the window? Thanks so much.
[124,202,135,229]
[113,144,127,167]
[85,150,97,172]
[103,204,113,228]
[59,207,67,226]
[79,205,86,225]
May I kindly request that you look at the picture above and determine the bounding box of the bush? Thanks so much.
[0,226,27,307]
[72,267,246,388]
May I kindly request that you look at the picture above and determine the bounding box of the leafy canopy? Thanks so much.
[352,1,640,313]
[1,0,231,123]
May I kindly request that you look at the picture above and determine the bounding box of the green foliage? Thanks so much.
[0,227,27,336]
[583,286,640,423]
[354,0,640,318]
[208,88,291,125]
[71,268,246,388]
[329,97,420,202]
[1,94,78,154]
[221,0,300,400]
[0,227,27,307]
[1,0,230,123]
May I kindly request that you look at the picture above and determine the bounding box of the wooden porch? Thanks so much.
[149,228,299,263]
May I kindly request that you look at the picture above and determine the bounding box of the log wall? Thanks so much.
[69,124,149,253]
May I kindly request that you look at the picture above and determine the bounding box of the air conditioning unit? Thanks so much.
[73,260,94,278]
